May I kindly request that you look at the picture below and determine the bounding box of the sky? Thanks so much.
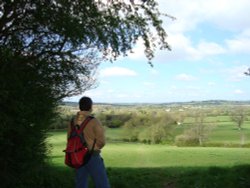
[67,0,250,103]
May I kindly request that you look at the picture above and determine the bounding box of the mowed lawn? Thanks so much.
[47,131,250,168]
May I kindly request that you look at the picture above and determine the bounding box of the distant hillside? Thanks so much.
[62,100,250,107]
[61,101,78,107]
[160,100,250,106]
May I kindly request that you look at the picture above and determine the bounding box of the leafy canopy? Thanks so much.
[0,0,170,98]
[0,1,170,186]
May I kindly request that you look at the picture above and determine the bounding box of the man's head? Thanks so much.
[79,96,93,111]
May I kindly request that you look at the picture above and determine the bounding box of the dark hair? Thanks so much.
[79,96,93,111]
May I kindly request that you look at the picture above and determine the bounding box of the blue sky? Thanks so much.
[67,0,250,103]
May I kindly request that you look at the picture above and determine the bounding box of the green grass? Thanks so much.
[104,119,250,146]
[46,131,250,188]
[105,127,127,141]
[48,132,250,168]
[48,129,250,168]
[208,121,250,145]
[105,144,250,168]
[43,108,250,187]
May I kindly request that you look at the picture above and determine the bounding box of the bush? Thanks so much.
[0,60,57,187]
[2,165,75,188]
[203,142,250,148]
[175,134,199,146]
[96,113,132,128]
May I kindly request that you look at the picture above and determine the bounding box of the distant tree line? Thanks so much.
[50,107,206,145]
[51,104,249,147]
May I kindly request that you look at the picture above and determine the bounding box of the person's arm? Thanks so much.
[93,119,106,149]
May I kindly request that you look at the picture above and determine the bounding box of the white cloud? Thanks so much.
[175,74,197,81]
[159,0,250,33]
[150,33,226,63]
[205,0,250,32]
[100,67,137,77]
[234,89,244,94]
[129,42,146,60]
[159,1,205,33]
[226,28,250,54]
[125,0,250,63]
[194,41,226,57]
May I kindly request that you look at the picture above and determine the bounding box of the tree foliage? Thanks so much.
[0,58,57,187]
[123,112,151,141]
[0,0,170,70]
[230,107,247,130]
[0,0,169,186]
[124,111,176,143]
[245,68,250,76]
[175,111,213,146]
[148,112,176,143]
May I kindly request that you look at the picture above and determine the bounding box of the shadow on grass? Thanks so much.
[105,165,250,188]
[7,165,250,188]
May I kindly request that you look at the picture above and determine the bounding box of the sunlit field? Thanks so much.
[48,131,250,168]
[46,103,250,187]
[47,131,250,188]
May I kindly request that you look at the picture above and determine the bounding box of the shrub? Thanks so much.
[175,134,199,146]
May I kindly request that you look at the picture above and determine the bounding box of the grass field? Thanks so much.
[48,131,250,168]
[45,105,250,187]
[47,131,250,188]
[106,119,250,146]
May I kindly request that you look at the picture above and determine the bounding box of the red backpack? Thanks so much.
[63,116,96,168]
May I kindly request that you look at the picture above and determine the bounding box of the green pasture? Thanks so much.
[48,115,250,168]
[48,131,250,168]
[47,131,250,188]
[106,144,250,167]
[43,106,250,187]
[208,120,250,145]
[104,119,250,146]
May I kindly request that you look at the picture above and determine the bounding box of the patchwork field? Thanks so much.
[46,104,250,187]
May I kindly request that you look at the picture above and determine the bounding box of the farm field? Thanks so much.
[48,131,250,168]
[105,121,250,146]
[47,131,250,188]
[55,103,250,147]
[46,103,250,187]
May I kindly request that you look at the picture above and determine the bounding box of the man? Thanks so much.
[68,96,110,188]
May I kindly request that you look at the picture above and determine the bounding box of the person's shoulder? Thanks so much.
[89,116,102,126]
[88,115,95,119]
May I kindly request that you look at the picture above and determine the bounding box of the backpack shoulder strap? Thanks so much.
[79,116,94,132]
